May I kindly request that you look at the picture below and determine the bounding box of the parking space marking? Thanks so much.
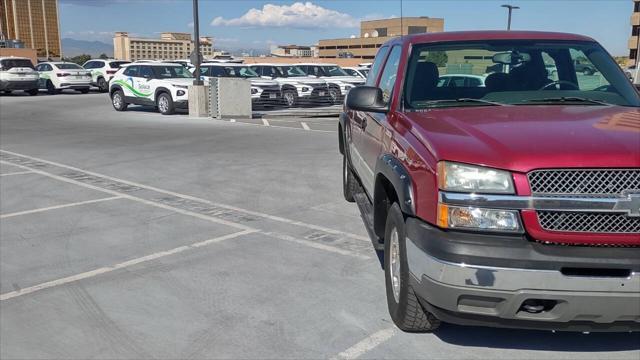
[331,328,397,360]
[262,118,270,126]
[0,170,33,177]
[0,229,257,301]
[0,196,123,219]
[0,150,368,242]
[262,232,369,259]
[301,122,311,131]
[0,159,253,232]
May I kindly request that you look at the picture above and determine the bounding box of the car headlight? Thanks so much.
[301,87,310,92]
[176,90,186,96]
[437,204,522,233]
[343,84,354,90]
[438,161,514,194]
[251,88,258,94]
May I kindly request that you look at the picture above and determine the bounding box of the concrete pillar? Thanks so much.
[188,85,209,117]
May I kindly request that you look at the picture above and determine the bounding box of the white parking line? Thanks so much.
[229,119,236,123]
[262,118,270,126]
[0,159,253,232]
[301,122,311,131]
[0,170,33,177]
[0,196,122,219]
[0,229,257,301]
[0,150,368,242]
[262,232,369,260]
[331,328,397,360]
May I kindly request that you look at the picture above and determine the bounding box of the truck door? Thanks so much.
[356,45,401,197]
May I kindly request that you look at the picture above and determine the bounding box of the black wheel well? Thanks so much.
[109,85,122,96]
[281,85,297,93]
[155,88,171,102]
[373,174,399,240]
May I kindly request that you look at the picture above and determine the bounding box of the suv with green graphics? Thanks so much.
[109,62,193,115]
[83,59,130,92]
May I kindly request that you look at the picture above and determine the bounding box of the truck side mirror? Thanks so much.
[346,86,388,113]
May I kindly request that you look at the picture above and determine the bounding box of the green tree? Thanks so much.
[424,51,448,67]
[99,53,109,60]
[63,54,92,65]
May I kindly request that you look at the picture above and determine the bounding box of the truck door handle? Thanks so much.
[361,118,367,130]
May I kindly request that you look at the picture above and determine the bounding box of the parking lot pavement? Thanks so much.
[1,93,639,359]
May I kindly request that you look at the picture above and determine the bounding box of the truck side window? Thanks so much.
[377,46,402,105]
[366,46,390,86]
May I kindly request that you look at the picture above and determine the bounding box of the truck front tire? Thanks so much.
[384,203,440,332]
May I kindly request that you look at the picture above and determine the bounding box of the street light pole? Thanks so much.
[192,0,203,86]
[501,4,520,31]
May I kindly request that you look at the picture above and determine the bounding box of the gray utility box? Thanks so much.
[208,77,252,119]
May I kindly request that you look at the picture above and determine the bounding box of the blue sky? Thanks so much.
[59,0,633,56]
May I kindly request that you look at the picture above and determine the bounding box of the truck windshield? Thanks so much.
[404,40,640,108]
[0,59,34,70]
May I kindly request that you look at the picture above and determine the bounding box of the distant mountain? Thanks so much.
[62,38,113,57]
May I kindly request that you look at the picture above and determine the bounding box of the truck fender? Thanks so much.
[375,154,415,217]
[338,112,349,155]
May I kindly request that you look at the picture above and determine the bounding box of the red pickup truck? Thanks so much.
[339,31,640,332]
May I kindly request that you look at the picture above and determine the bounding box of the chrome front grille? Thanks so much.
[528,169,640,196]
[537,211,640,233]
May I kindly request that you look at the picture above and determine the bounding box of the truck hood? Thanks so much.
[405,105,640,172]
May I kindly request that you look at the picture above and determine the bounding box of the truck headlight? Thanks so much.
[437,204,522,233]
[438,161,514,194]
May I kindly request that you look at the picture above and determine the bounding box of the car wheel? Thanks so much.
[157,92,175,115]
[78,88,90,94]
[2,90,11,94]
[97,77,108,92]
[328,87,340,104]
[384,203,441,332]
[46,80,58,95]
[283,89,297,107]
[343,154,356,202]
[26,89,38,96]
[111,90,128,111]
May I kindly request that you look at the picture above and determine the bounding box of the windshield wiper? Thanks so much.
[523,97,614,106]
[418,98,509,107]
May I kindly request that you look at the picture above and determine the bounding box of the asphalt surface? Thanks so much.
[1,91,639,359]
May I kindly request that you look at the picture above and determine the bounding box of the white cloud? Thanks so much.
[211,2,359,29]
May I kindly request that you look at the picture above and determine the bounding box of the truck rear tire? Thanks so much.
[343,155,356,202]
[384,203,440,332]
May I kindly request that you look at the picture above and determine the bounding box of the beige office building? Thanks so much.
[113,32,213,62]
[319,17,444,59]
[0,0,61,59]
[630,0,640,66]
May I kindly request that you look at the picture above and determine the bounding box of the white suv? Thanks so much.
[0,57,39,96]
[82,59,131,92]
[109,62,192,115]
[249,63,331,107]
[35,62,92,94]
[296,63,365,104]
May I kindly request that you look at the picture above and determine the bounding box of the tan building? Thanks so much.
[0,0,61,60]
[270,44,315,57]
[113,32,213,62]
[629,0,640,66]
[319,17,444,59]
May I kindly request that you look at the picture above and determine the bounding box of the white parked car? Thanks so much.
[343,66,369,79]
[296,63,365,104]
[109,62,192,115]
[248,63,331,107]
[200,63,283,107]
[35,62,91,94]
[82,59,131,92]
[0,56,39,95]
[437,74,487,88]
